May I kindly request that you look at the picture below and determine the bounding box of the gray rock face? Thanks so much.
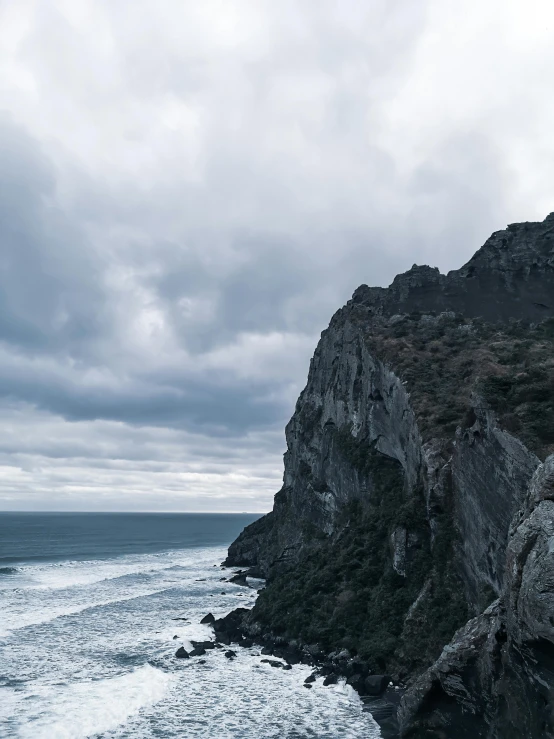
[226,213,554,736]
[398,456,554,738]
[227,310,426,577]
[453,408,540,609]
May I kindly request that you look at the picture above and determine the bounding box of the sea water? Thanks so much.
[0,513,380,739]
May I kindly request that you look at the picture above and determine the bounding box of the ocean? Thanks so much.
[0,513,380,739]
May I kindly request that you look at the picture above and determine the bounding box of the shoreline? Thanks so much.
[202,566,403,738]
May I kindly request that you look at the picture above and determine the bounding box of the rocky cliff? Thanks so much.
[226,213,554,737]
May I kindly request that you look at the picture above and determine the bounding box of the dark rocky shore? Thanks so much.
[210,601,403,737]
[219,214,554,738]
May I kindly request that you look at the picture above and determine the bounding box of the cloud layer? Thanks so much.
[0,0,553,510]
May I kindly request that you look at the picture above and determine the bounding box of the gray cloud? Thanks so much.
[0,1,553,509]
[0,116,107,355]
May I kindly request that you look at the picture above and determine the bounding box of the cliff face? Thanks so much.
[228,315,425,577]
[399,455,554,738]
[226,214,554,736]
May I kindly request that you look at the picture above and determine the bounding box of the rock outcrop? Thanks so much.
[226,214,554,736]
[399,455,554,738]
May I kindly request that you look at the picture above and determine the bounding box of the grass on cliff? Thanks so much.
[252,433,467,675]
[358,312,554,459]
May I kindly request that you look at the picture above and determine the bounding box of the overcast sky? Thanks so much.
[0,0,553,512]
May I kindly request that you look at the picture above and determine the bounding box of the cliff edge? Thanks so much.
[226,213,554,737]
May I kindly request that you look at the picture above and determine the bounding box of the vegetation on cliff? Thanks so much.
[359,311,554,459]
[252,433,467,676]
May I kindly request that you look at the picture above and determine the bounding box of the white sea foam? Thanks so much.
[0,548,224,638]
[103,651,380,739]
[12,664,173,739]
[0,547,380,739]
[5,548,218,592]
[0,585,172,639]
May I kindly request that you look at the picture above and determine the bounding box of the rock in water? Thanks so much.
[200,613,215,624]
[224,213,554,737]
[190,640,215,650]
[175,647,189,659]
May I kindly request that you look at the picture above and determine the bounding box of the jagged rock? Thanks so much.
[175,647,189,659]
[304,673,317,684]
[200,613,215,624]
[212,608,249,644]
[323,673,338,686]
[351,216,554,323]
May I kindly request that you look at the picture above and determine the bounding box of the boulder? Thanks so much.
[319,663,335,676]
[175,647,189,659]
[225,650,237,659]
[212,607,250,643]
[364,675,389,696]
[228,572,248,585]
[346,674,364,691]
[200,613,215,624]
[189,647,206,657]
[190,640,215,650]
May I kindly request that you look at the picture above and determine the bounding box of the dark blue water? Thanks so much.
[0,512,258,565]
[0,512,380,739]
